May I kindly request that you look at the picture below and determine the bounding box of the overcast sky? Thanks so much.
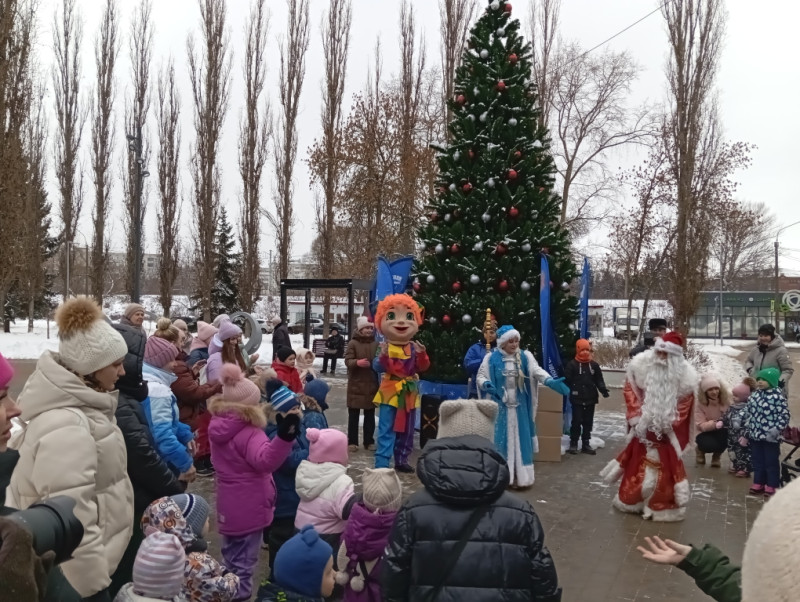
[36,0,800,272]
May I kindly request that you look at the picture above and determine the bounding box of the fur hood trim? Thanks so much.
[627,350,699,399]
[208,396,267,428]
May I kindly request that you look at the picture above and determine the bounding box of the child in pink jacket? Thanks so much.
[208,364,300,601]
[294,428,357,560]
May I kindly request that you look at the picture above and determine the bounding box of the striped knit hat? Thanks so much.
[271,385,300,413]
[133,531,186,598]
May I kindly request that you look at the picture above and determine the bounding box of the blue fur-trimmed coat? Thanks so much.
[476,348,551,469]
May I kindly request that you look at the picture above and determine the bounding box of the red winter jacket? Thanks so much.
[272,362,304,394]
[171,354,222,428]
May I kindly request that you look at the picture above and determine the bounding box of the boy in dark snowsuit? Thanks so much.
[563,339,609,455]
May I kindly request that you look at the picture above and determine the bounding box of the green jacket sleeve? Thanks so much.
[677,544,741,602]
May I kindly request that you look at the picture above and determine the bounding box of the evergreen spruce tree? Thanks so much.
[413,0,577,383]
[210,207,242,315]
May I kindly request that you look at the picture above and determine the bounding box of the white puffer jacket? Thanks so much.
[8,351,134,597]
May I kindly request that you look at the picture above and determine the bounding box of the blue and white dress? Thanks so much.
[477,348,550,487]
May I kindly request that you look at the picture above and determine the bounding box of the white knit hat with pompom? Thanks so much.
[56,297,128,375]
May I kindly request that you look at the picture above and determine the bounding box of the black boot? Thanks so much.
[581,443,596,455]
[567,442,579,455]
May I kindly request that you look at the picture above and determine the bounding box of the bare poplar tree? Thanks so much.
[528,0,561,131]
[396,0,426,254]
[52,0,85,300]
[0,0,34,323]
[188,0,231,320]
[438,0,476,134]
[663,0,726,333]
[123,0,152,296]
[269,0,309,285]
[238,0,271,312]
[711,201,776,290]
[156,60,181,317]
[90,0,118,304]
[315,0,351,330]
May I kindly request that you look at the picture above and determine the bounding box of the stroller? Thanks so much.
[780,426,800,486]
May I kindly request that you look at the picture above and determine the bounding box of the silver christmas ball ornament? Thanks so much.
[508,117,518,127]
[561,281,571,291]
[426,274,436,283]
[521,243,532,252]
[487,177,495,188]
[482,213,491,223]
[520,281,531,292]
[490,0,500,9]
[462,314,473,324]
[435,244,444,254]
[449,183,456,191]
[470,274,480,284]
[480,49,489,59]
[473,241,484,252]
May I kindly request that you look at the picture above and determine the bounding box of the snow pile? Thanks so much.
[703,345,747,388]
[0,320,59,359]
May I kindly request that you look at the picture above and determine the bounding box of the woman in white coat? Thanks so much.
[477,325,570,488]
[8,297,134,601]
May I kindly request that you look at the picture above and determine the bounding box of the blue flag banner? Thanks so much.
[579,257,591,339]
[389,256,414,293]
[540,254,569,432]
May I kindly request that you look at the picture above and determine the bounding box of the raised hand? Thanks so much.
[637,536,691,566]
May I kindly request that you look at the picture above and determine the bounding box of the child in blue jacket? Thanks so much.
[143,336,195,479]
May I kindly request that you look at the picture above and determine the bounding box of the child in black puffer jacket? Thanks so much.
[563,339,609,455]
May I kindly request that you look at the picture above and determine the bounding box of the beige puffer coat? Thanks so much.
[8,351,134,597]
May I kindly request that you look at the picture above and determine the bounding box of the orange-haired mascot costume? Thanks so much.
[372,294,430,471]
[600,332,698,521]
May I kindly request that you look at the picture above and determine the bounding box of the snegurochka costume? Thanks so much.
[477,325,570,487]
[372,294,430,471]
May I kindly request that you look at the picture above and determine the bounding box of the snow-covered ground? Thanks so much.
[0,320,59,359]
[700,344,748,388]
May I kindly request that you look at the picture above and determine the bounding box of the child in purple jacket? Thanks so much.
[335,468,402,601]
[209,364,300,601]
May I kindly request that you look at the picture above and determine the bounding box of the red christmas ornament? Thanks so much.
[497,80,507,92]
[429,211,439,222]
[495,243,508,256]
[508,206,519,218]
[498,280,509,292]
[462,182,473,193]
[456,94,466,105]
[442,314,452,326]
[514,150,522,159]
[469,149,476,160]
[452,281,462,293]
[504,2,512,13]
[509,53,518,65]
[539,186,546,192]
[507,169,518,180]
[438,186,447,195]
[450,243,461,254]
[413,281,421,292]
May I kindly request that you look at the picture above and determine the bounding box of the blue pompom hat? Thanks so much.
[496,324,521,347]
[273,525,333,597]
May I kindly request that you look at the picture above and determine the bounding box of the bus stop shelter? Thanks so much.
[279,278,373,348]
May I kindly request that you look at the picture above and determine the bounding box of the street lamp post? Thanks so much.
[126,126,150,303]
[774,220,800,328]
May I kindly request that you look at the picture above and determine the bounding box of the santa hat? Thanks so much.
[742,477,800,600]
[437,399,498,441]
[356,316,371,331]
[653,331,684,356]
[496,324,521,347]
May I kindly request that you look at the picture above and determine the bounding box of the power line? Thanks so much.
[569,0,674,64]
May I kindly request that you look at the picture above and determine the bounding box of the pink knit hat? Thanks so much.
[132,531,186,599]
[700,373,721,393]
[144,336,180,369]
[0,353,13,389]
[220,364,261,405]
[307,428,349,466]
[218,320,242,342]
[190,321,218,351]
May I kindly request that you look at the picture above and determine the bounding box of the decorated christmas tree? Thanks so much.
[413,0,577,383]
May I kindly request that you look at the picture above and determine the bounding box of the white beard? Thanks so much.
[634,354,684,440]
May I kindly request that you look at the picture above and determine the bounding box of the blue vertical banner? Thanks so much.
[579,257,591,339]
[540,253,570,432]
[389,256,414,293]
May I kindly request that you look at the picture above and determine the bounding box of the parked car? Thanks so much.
[291,317,324,334]
[256,318,273,334]
[312,322,347,335]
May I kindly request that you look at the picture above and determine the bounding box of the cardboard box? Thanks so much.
[535,410,564,438]
[537,436,562,463]
[537,387,564,413]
